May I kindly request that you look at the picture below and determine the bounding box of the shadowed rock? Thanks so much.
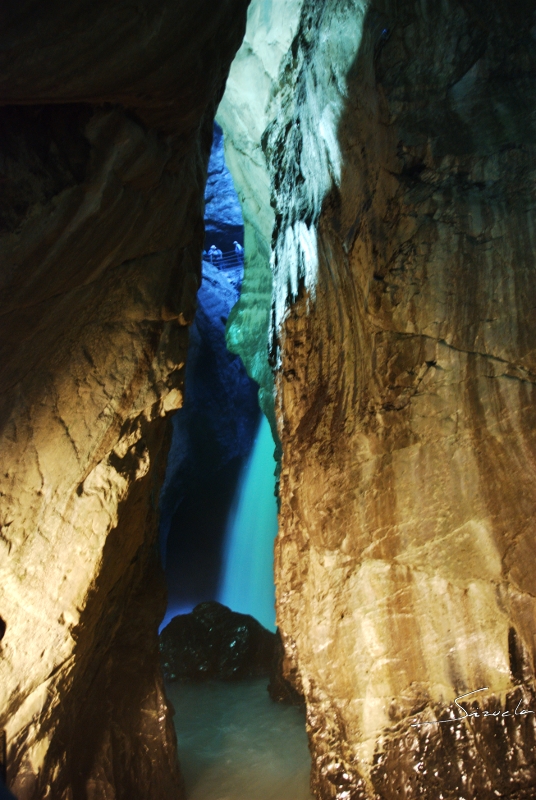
[160,601,276,682]
[267,629,305,707]
[0,1,250,797]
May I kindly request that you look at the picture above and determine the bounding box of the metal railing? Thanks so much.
[203,249,244,269]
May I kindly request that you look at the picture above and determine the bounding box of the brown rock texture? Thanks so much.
[0,1,249,797]
[222,0,536,797]
[274,2,536,797]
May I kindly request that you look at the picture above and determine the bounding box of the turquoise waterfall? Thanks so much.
[218,414,278,631]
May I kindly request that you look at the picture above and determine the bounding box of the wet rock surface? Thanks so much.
[217,0,303,429]
[267,629,305,707]
[0,1,250,797]
[160,601,276,682]
[221,0,536,797]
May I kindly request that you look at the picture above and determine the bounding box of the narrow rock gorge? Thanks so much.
[1,1,535,799]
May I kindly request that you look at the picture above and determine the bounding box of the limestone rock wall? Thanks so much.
[217,0,303,430]
[222,0,536,797]
[0,1,249,797]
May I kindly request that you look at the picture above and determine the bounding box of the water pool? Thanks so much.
[167,678,314,800]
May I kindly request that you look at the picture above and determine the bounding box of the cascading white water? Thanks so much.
[218,413,278,631]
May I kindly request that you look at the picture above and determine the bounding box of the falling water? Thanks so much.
[218,413,278,631]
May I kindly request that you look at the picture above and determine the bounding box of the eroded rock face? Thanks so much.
[222,0,536,797]
[0,1,249,797]
[217,0,303,432]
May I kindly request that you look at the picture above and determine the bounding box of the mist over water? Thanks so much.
[218,414,278,631]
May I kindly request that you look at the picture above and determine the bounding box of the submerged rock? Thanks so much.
[160,601,276,682]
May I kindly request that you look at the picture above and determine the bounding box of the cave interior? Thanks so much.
[0,0,535,799]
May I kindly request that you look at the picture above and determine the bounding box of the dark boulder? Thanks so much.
[160,601,276,682]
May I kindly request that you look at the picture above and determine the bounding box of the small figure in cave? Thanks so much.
[233,241,244,259]
[208,244,223,265]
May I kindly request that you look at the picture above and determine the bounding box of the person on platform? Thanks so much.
[208,244,223,265]
[233,241,244,259]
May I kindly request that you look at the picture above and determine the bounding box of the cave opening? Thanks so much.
[158,121,277,631]
[158,122,312,800]
[1,0,535,797]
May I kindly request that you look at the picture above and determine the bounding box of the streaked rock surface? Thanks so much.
[221,0,536,796]
[0,1,249,797]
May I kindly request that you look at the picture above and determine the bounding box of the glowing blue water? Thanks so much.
[218,414,278,631]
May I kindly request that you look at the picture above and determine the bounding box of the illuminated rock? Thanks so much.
[0,1,249,797]
[221,0,536,797]
[204,123,244,252]
[217,0,303,430]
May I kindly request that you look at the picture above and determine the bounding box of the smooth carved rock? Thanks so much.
[216,0,304,431]
[221,0,536,797]
[0,1,249,797]
[160,601,276,682]
[204,122,244,251]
